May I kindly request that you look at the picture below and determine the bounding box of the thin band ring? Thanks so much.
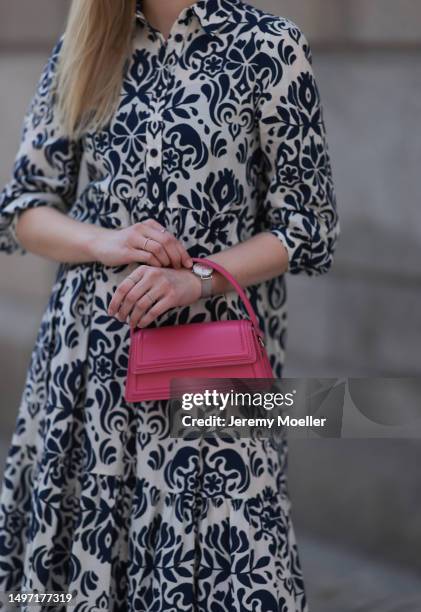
[143,237,150,250]
[146,293,155,306]
[127,275,137,285]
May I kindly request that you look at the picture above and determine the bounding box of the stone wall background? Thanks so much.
[1,0,420,585]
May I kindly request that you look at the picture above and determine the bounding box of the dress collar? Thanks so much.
[135,0,237,38]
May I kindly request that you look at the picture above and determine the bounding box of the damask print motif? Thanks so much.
[0,0,339,609]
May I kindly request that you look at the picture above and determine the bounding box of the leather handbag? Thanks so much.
[124,257,274,402]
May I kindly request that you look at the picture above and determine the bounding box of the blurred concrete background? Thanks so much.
[0,1,421,610]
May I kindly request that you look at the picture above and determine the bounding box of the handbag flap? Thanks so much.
[130,319,257,374]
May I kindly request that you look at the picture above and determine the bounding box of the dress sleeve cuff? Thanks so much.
[0,192,67,255]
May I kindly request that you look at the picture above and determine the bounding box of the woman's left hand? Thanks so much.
[108,265,202,328]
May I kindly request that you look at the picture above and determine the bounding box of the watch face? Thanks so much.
[193,263,213,278]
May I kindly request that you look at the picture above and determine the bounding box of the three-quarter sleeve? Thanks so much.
[256,24,340,275]
[0,38,83,255]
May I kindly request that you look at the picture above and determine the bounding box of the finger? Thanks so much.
[128,272,168,327]
[129,244,163,268]
[117,278,151,322]
[163,231,193,268]
[129,290,163,328]
[138,221,192,269]
[141,218,168,233]
[175,241,193,268]
[146,220,193,267]
[107,267,146,316]
[136,296,173,328]
[146,227,182,269]
[132,235,170,267]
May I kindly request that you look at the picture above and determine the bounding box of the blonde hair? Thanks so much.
[57,0,136,138]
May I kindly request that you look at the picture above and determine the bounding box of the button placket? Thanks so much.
[145,94,164,170]
[161,15,197,217]
[145,29,181,176]
[144,8,196,226]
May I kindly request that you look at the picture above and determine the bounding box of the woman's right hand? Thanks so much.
[91,218,193,269]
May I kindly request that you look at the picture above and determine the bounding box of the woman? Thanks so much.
[0,0,339,610]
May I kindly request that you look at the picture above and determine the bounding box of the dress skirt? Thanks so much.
[0,261,308,612]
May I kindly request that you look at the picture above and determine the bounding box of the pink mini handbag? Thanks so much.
[124,257,274,402]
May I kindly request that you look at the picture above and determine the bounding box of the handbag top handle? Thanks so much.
[191,257,264,339]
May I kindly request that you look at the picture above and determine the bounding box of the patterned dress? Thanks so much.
[0,0,339,610]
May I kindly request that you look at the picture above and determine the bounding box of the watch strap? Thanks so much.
[201,275,213,298]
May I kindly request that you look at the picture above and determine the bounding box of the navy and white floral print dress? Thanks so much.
[0,0,339,610]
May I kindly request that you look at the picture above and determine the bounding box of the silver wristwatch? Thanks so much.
[192,263,213,298]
